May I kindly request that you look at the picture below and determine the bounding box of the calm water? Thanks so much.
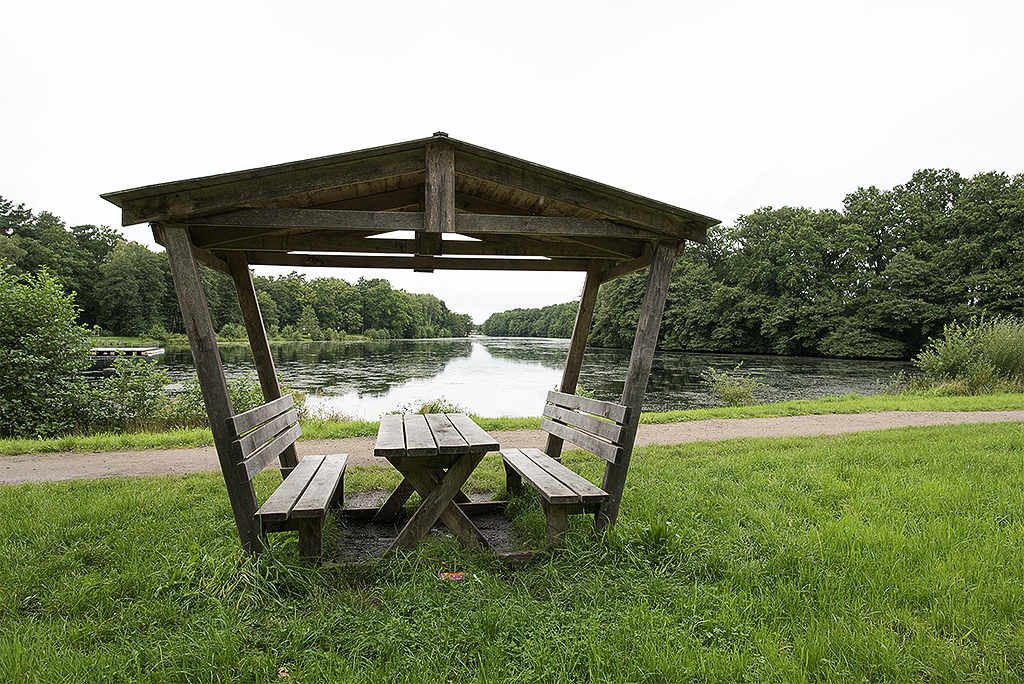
[155,338,913,420]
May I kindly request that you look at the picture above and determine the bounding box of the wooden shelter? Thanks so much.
[102,133,720,552]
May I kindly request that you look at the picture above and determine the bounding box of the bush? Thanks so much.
[913,317,1024,394]
[85,355,170,433]
[165,372,303,429]
[0,263,92,437]
[701,363,765,407]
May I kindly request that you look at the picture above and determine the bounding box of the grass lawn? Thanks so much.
[2,421,1023,682]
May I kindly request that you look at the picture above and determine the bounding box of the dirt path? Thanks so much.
[2,411,1022,485]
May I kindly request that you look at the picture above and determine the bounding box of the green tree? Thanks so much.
[95,241,167,336]
[0,262,91,437]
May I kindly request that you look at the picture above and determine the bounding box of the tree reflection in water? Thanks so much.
[158,339,912,419]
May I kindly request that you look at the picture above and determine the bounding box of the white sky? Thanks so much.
[3,0,1021,323]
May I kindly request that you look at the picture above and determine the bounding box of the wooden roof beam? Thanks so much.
[455,151,708,243]
[241,252,594,272]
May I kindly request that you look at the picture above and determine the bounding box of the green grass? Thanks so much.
[2,421,1024,681]
[2,392,1020,456]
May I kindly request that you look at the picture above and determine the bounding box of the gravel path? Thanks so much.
[2,411,1022,485]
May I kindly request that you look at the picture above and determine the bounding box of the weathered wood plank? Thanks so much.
[371,478,416,523]
[114,149,425,226]
[232,408,298,460]
[520,448,607,503]
[546,391,630,424]
[455,151,708,243]
[227,253,298,474]
[446,413,500,453]
[292,454,348,519]
[540,418,622,464]
[424,414,468,454]
[240,422,303,480]
[425,141,455,238]
[385,452,488,555]
[599,241,678,530]
[255,455,323,522]
[402,414,437,456]
[542,403,626,445]
[500,448,579,504]
[546,261,603,460]
[244,252,593,272]
[229,395,295,436]
[374,414,407,457]
[161,224,262,553]
[187,208,425,232]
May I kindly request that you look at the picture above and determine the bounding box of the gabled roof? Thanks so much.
[102,133,719,275]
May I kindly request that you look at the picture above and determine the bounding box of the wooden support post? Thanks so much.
[226,252,299,476]
[597,241,679,531]
[158,224,263,553]
[546,260,604,459]
[420,139,454,259]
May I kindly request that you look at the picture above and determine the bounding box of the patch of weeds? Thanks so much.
[701,362,766,407]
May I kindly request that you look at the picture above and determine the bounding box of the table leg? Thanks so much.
[384,453,489,556]
[372,478,416,523]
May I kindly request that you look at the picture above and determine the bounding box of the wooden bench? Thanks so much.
[227,394,347,557]
[501,391,631,545]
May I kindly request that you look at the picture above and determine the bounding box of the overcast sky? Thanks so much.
[3,1,1021,323]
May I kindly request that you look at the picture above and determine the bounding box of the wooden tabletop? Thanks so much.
[374,413,499,459]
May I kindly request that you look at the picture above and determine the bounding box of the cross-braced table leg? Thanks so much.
[384,452,490,556]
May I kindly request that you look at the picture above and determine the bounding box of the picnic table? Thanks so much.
[373,413,499,555]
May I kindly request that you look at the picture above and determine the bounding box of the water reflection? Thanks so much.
[156,338,912,419]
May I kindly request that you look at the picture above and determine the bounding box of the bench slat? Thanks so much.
[447,413,500,453]
[256,454,324,522]
[501,448,579,504]
[233,409,299,461]
[546,391,630,424]
[520,448,608,503]
[374,414,407,457]
[541,417,623,464]
[240,422,303,479]
[230,394,295,436]
[425,414,469,454]
[543,404,626,445]
[292,454,348,519]
[402,414,437,456]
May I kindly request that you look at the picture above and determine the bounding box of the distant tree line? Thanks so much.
[0,196,472,340]
[484,169,1023,359]
[480,302,579,338]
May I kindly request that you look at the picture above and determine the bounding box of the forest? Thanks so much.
[483,168,1024,359]
[0,198,472,341]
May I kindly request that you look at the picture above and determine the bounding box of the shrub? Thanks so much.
[85,355,170,433]
[166,372,303,429]
[701,362,765,407]
[390,396,467,415]
[913,317,1024,394]
[217,322,247,341]
[0,263,92,437]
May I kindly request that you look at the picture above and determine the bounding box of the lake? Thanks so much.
[155,338,913,420]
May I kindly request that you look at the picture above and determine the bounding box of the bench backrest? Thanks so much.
[540,390,631,464]
[227,394,302,480]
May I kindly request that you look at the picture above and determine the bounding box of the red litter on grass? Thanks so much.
[439,572,466,581]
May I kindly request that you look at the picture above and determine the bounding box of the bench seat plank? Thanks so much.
[501,448,580,505]
[519,448,608,504]
[293,454,348,518]
[257,455,325,522]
